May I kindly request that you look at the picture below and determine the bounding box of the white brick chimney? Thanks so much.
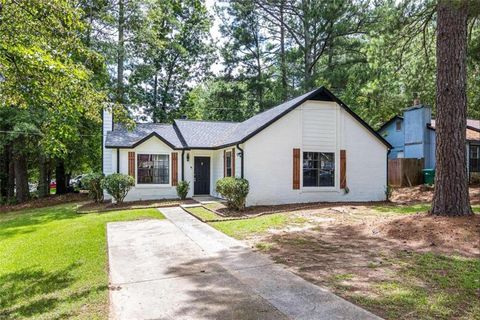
[103,108,113,175]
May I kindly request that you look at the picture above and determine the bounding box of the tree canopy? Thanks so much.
[0,0,479,203]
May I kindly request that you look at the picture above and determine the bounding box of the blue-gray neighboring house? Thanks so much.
[378,102,480,180]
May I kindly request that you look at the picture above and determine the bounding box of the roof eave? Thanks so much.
[377,116,403,133]
[105,131,182,150]
[237,87,326,145]
[321,88,393,149]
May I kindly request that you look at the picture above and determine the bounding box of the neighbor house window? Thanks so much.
[303,152,335,187]
[470,145,480,172]
[137,154,169,184]
[396,119,402,131]
[225,151,232,177]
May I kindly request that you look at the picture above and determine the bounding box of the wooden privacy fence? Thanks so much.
[388,158,424,187]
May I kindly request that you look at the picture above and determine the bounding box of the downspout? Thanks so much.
[101,110,104,174]
[386,149,391,199]
[116,149,120,173]
[236,143,244,178]
[181,149,185,181]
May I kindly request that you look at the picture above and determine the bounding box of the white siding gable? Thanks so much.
[243,99,387,206]
[301,101,338,150]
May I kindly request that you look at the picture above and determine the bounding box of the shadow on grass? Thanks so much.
[0,262,107,319]
[0,204,81,241]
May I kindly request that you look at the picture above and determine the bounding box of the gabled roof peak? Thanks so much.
[105,86,391,149]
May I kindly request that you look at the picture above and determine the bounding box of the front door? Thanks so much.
[194,157,210,195]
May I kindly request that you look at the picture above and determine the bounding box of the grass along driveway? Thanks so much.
[0,204,164,319]
[206,203,480,320]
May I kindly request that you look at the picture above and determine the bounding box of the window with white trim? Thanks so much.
[137,154,169,184]
[225,151,232,177]
[303,152,335,187]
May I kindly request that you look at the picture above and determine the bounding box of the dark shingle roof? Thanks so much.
[429,119,480,142]
[105,123,184,149]
[173,120,239,148]
[430,119,480,131]
[220,89,319,145]
[105,87,391,149]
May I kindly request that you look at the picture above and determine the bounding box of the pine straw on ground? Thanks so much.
[245,207,480,319]
[76,198,197,213]
[379,213,480,257]
[0,193,88,213]
[391,185,479,205]
[208,200,390,217]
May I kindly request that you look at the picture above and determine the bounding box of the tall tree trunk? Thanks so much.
[279,0,287,100]
[153,72,158,111]
[55,159,67,195]
[7,152,15,200]
[66,172,72,189]
[116,0,125,103]
[431,0,472,216]
[14,155,29,203]
[0,144,8,199]
[255,35,264,110]
[38,155,50,198]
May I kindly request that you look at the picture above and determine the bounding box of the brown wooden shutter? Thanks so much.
[128,152,135,179]
[340,150,347,189]
[293,148,300,189]
[223,150,227,177]
[231,148,235,177]
[171,152,178,186]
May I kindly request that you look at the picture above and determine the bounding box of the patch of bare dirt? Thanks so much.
[378,214,480,257]
[77,198,197,213]
[0,193,88,213]
[245,207,480,319]
[391,185,479,205]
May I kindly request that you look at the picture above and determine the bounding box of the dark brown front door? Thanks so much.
[194,157,210,195]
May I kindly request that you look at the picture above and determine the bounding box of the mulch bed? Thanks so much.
[77,198,197,213]
[0,193,88,213]
[211,200,390,217]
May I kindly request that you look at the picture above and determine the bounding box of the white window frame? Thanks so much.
[301,151,337,191]
[136,153,171,187]
[225,150,233,177]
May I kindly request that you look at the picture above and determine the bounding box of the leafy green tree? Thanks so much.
[178,79,254,122]
[0,0,107,201]
[128,0,214,122]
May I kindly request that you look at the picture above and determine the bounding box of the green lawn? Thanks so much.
[347,252,480,320]
[185,206,225,221]
[0,204,164,319]
[210,213,307,240]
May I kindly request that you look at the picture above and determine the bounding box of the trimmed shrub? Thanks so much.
[216,177,249,211]
[102,173,134,204]
[83,173,104,203]
[176,181,190,200]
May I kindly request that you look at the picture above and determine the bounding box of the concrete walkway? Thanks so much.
[107,207,381,320]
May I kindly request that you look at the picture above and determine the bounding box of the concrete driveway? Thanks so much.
[107,207,381,320]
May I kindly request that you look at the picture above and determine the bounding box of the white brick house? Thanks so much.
[103,87,392,205]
